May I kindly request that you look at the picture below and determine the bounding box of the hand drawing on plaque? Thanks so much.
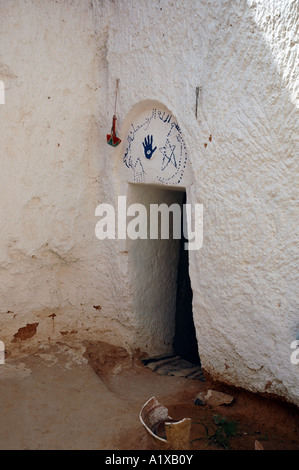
[123,108,188,185]
[142,135,157,160]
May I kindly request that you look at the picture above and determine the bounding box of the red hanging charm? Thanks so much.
[107,79,121,147]
[107,114,121,147]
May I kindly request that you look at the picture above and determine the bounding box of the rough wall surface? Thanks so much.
[0,0,298,405]
[0,0,128,349]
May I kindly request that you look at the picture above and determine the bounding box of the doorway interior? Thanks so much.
[172,192,201,365]
[127,183,200,365]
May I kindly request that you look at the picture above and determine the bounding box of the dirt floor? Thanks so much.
[0,340,298,450]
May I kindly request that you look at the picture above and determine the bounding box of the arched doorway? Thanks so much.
[117,100,200,364]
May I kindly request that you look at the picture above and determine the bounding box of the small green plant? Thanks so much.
[212,415,239,449]
[191,415,239,450]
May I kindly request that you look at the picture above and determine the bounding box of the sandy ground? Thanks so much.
[0,340,298,450]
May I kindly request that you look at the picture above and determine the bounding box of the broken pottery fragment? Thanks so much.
[139,396,191,450]
[255,440,264,450]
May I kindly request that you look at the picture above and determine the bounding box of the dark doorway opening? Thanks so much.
[128,183,200,370]
[172,193,201,365]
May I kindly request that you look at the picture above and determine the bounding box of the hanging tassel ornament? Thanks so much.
[106,79,122,147]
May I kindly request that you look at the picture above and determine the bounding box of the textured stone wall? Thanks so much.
[0,0,298,405]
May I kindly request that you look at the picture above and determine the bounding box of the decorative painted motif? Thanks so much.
[123,108,188,185]
[142,135,157,160]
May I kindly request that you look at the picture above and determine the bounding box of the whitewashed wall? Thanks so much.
[0,0,298,406]
[0,0,126,349]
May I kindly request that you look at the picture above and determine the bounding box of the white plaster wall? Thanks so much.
[0,0,134,350]
[95,0,298,405]
[0,0,298,406]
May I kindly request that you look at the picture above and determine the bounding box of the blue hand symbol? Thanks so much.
[142,135,157,159]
